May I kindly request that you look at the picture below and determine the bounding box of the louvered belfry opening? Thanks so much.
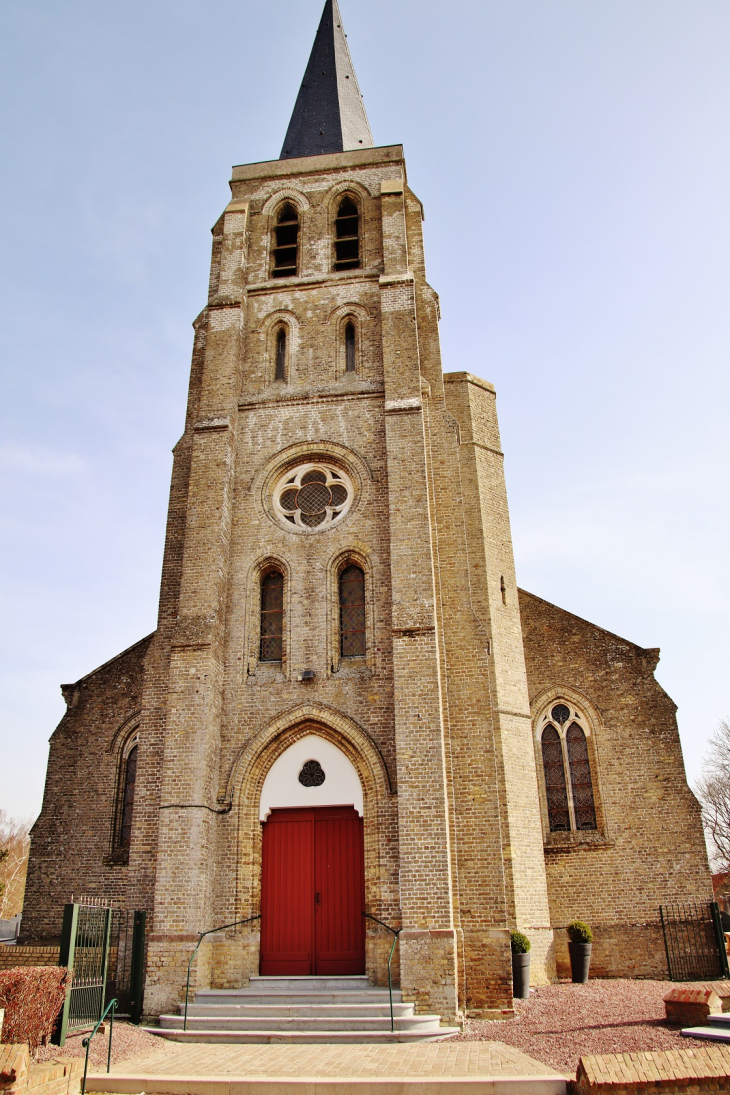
[339,564,366,657]
[272,203,299,278]
[334,196,360,271]
[260,571,284,661]
[541,725,570,832]
[567,723,597,830]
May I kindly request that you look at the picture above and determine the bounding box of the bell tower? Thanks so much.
[133,0,554,1019]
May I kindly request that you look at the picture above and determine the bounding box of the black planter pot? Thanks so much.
[511,951,531,999]
[568,941,592,983]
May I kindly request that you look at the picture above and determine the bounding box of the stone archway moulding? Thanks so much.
[529,684,605,742]
[222,702,394,809]
[261,188,311,217]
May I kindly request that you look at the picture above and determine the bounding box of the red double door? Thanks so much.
[260,805,365,976]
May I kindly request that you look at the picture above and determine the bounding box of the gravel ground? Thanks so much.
[457,979,687,1076]
[34,1022,163,1068]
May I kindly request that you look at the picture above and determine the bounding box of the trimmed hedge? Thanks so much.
[0,966,69,1052]
[510,930,531,953]
[567,919,593,944]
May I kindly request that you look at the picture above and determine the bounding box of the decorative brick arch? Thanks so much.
[227,704,399,980]
[261,188,311,217]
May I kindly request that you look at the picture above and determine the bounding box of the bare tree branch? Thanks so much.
[0,810,33,919]
[695,720,730,873]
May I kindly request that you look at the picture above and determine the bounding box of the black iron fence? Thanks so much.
[53,901,147,1046]
[660,900,730,982]
[106,908,146,1021]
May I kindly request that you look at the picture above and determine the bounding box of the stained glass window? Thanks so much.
[566,723,597,830]
[340,564,366,657]
[260,572,284,661]
[541,725,570,832]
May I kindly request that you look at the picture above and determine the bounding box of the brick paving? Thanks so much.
[98,1040,566,1081]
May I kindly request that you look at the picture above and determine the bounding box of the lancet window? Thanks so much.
[339,564,366,657]
[540,702,598,833]
[275,327,287,381]
[117,741,138,851]
[345,321,356,372]
[272,203,299,278]
[334,196,360,271]
[260,571,284,661]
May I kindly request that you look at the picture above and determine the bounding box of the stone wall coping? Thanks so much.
[443,372,496,394]
[231,145,404,181]
[575,1045,730,1091]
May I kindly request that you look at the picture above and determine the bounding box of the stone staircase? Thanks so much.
[682,1012,730,1044]
[150,975,460,1044]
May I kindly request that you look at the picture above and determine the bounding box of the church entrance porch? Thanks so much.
[260,805,365,976]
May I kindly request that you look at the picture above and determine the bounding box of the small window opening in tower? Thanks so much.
[272,203,299,278]
[260,571,284,661]
[340,564,366,657]
[500,575,507,604]
[275,328,287,381]
[334,196,360,271]
[345,321,356,372]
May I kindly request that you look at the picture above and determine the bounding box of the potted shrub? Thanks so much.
[510,930,531,999]
[567,920,593,983]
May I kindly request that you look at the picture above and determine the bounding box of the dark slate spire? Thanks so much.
[280,0,374,160]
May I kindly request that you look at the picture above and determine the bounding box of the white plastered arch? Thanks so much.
[259,734,363,820]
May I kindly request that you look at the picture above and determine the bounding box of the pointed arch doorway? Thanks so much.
[259,735,366,976]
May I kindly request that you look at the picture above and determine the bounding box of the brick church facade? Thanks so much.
[23,1,711,1019]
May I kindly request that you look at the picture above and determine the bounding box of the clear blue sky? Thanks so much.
[1,0,728,821]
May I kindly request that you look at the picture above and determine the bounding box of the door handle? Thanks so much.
[315,892,321,905]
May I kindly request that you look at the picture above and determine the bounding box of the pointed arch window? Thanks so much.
[567,723,597,830]
[541,726,570,833]
[339,564,366,657]
[272,203,299,278]
[117,742,138,851]
[260,571,284,661]
[334,196,360,271]
[345,321,356,372]
[275,327,287,381]
[540,703,598,833]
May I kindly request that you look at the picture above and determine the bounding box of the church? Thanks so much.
[22,0,711,1021]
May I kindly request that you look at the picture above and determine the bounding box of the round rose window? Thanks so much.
[273,464,353,531]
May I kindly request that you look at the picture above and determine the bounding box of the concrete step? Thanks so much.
[192,991,403,1005]
[681,1025,730,1043]
[184,1003,415,1018]
[144,1027,461,1045]
[229,976,371,993]
[707,1013,730,1026]
[161,1013,441,1032]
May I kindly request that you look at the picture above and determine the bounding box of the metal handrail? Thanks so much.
[81,997,117,1095]
[183,915,261,1031]
[363,912,401,1033]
